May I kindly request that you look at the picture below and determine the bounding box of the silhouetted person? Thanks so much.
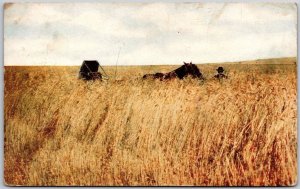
[214,67,227,79]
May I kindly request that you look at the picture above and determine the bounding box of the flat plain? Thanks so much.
[4,57,297,186]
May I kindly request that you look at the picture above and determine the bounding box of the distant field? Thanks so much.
[4,57,297,186]
[5,57,297,80]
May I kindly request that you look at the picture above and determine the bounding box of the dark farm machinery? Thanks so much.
[78,60,109,81]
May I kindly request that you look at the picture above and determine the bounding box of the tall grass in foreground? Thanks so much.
[4,62,297,186]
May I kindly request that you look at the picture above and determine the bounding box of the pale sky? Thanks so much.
[4,3,297,66]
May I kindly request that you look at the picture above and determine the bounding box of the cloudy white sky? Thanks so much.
[4,3,297,66]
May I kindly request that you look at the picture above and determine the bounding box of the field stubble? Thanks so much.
[4,60,297,186]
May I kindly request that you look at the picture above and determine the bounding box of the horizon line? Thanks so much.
[4,56,297,67]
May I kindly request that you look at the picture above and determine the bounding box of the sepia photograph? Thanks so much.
[4,2,297,186]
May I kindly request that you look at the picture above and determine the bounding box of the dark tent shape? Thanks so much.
[79,60,102,80]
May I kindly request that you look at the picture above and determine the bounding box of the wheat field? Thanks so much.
[4,58,297,186]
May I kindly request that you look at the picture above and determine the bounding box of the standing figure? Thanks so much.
[214,67,228,79]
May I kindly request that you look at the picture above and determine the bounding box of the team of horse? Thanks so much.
[79,60,227,81]
[142,62,227,81]
[142,62,205,80]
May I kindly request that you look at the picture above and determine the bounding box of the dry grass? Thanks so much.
[4,58,297,186]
